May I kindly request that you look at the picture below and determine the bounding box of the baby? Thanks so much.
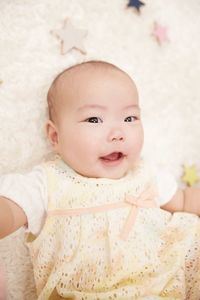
[0,60,200,300]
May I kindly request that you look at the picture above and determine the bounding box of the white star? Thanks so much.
[52,19,87,55]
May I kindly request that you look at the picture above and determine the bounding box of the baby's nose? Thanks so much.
[107,128,125,142]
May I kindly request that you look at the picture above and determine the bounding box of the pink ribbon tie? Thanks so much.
[47,187,157,241]
[120,191,157,240]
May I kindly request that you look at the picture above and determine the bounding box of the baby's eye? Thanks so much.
[124,116,137,122]
[85,117,103,123]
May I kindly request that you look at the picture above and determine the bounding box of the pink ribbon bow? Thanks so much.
[47,186,157,241]
[120,188,157,240]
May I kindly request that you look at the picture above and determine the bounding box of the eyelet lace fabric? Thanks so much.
[26,158,200,300]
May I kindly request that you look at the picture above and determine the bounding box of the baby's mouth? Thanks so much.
[100,152,125,162]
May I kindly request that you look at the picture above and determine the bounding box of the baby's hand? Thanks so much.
[0,264,6,300]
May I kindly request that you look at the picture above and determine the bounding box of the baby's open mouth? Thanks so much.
[100,152,124,162]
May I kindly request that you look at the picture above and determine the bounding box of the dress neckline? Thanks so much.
[53,155,144,186]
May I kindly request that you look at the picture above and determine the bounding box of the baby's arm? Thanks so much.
[161,188,200,216]
[0,196,27,239]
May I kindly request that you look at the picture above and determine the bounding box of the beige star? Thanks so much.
[182,165,200,187]
[52,19,87,55]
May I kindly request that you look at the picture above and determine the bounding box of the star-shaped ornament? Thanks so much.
[182,165,200,187]
[127,0,145,13]
[152,22,169,45]
[52,19,87,55]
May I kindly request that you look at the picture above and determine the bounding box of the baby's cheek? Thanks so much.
[82,132,99,148]
[133,127,144,148]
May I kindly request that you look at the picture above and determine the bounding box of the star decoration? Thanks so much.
[182,165,200,187]
[127,0,145,13]
[52,19,87,55]
[152,22,169,45]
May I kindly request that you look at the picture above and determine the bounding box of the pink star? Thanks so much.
[152,22,169,45]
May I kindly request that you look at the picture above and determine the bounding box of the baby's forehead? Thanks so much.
[55,64,135,97]
[52,65,116,100]
[55,63,123,87]
[47,62,137,121]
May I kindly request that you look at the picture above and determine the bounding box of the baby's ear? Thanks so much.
[46,120,59,149]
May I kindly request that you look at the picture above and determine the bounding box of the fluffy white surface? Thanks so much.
[0,0,200,298]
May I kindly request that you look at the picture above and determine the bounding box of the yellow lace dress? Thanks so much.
[26,158,200,300]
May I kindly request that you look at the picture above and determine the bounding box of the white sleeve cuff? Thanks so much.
[0,166,48,236]
[155,168,178,206]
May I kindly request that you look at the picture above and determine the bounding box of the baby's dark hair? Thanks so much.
[47,60,129,122]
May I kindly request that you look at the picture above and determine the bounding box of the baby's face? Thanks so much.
[49,68,144,179]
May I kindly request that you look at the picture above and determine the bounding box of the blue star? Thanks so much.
[127,0,145,13]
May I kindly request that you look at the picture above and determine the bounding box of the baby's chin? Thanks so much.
[91,161,140,180]
[78,167,130,180]
[71,167,124,180]
[74,159,133,179]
